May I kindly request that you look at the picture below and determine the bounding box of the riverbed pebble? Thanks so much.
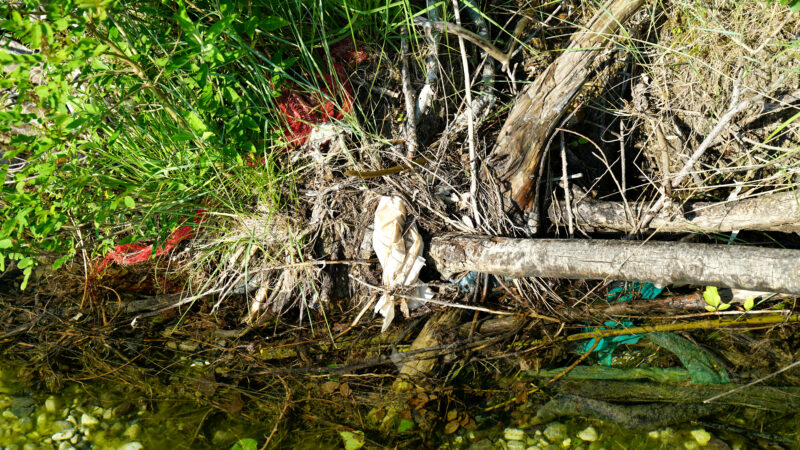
[118,442,144,450]
[81,412,99,428]
[45,396,59,413]
[544,423,567,442]
[51,427,76,441]
[123,423,141,439]
[577,426,598,442]
[507,440,525,450]
[690,429,711,445]
[504,428,526,441]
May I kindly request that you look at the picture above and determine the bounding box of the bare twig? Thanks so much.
[415,0,441,121]
[547,337,600,384]
[452,0,481,229]
[559,133,574,237]
[400,26,417,159]
[412,17,509,68]
[262,375,291,449]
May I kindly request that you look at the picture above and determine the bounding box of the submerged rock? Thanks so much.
[504,428,525,441]
[81,413,99,428]
[45,396,60,414]
[51,427,76,441]
[123,423,140,439]
[577,426,598,442]
[691,429,711,446]
[544,423,568,442]
[118,442,144,450]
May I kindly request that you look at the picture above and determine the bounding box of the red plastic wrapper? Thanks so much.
[93,210,205,277]
[277,40,366,146]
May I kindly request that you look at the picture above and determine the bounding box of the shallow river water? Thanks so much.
[0,360,788,449]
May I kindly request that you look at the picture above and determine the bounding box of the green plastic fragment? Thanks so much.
[577,320,642,365]
[647,332,730,385]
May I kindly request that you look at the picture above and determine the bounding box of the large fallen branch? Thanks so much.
[487,0,646,211]
[548,190,800,233]
[429,234,800,294]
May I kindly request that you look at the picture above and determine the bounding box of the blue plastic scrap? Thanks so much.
[606,281,663,302]
[576,282,663,365]
[577,320,642,366]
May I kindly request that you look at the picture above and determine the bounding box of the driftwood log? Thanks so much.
[548,190,800,233]
[429,234,800,294]
[487,0,645,211]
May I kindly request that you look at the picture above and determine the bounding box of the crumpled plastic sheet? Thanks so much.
[372,196,433,332]
[93,210,205,277]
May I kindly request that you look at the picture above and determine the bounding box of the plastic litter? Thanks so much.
[277,41,366,147]
[577,281,662,365]
[372,196,433,332]
[93,210,205,277]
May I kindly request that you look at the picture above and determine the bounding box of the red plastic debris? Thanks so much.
[330,40,368,64]
[276,41,365,146]
[93,210,205,277]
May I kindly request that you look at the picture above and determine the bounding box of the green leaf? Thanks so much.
[704,305,717,312]
[208,14,239,40]
[29,23,43,49]
[744,297,755,311]
[229,438,258,450]
[703,286,720,308]
[17,257,34,269]
[20,266,32,290]
[123,196,135,208]
[397,418,415,432]
[0,239,11,249]
[52,254,72,271]
[339,431,365,450]
[185,111,207,133]
[784,0,800,12]
[260,16,290,32]
[717,303,731,311]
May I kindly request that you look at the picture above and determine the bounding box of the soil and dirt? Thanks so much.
[2,0,800,448]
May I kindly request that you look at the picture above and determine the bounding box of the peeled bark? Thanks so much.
[429,234,800,294]
[548,190,800,233]
[487,0,646,211]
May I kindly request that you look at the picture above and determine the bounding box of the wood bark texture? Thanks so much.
[548,190,800,233]
[487,0,646,211]
[429,234,800,294]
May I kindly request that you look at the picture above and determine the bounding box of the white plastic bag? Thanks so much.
[372,196,433,331]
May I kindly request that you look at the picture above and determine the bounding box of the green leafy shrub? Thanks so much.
[1,0,395,287]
